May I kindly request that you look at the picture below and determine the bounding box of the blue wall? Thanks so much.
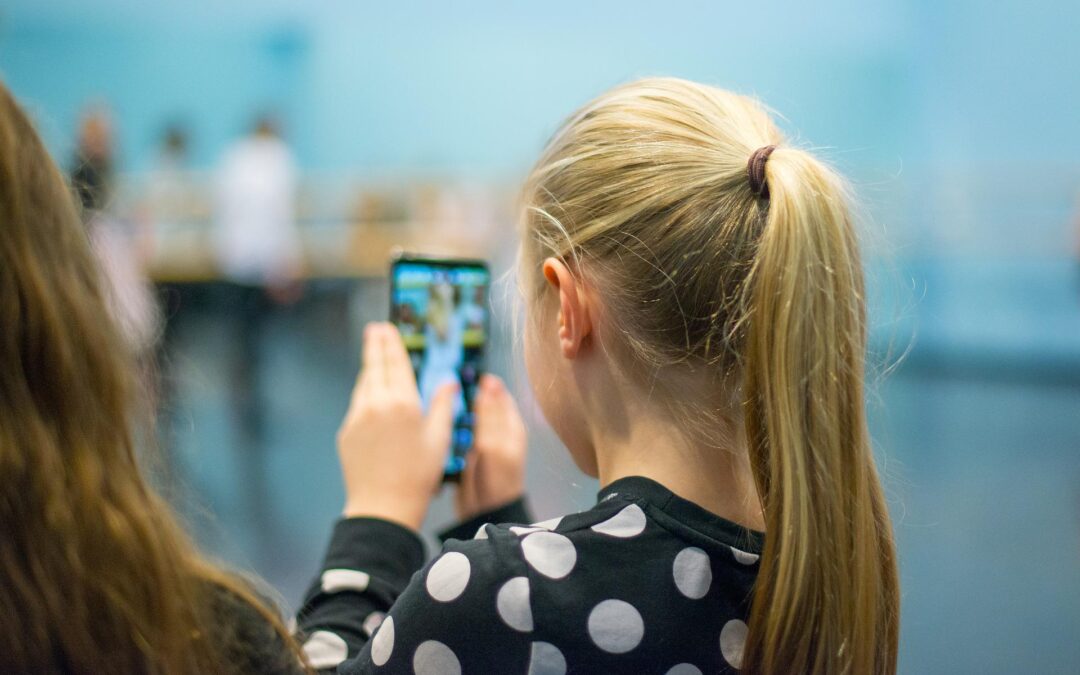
[4,1,1078,184]
[5,1,1080,172]
[0,16,309,171]
[1,1,917,175]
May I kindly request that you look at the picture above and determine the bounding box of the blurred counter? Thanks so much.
[126,172,516,283]
[146,220,497,283]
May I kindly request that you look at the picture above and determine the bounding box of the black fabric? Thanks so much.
[70,153,111,216]
[437,496,532,544]
[295,477,764,674]
[206,585,305,675]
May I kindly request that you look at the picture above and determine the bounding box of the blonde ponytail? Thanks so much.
[741,148,899,674]
[521,77,899,675]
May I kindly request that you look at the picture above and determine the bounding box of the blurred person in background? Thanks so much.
[214,114,303,451]
[71,103,160,363]
[0,81,307,675]
[70,104,114,217]
[145,122,199,231]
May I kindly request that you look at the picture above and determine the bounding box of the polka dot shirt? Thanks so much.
[294,476,764,674]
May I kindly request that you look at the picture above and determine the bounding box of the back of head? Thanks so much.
[254,114,279,138]
[0,82,298,674]
[521,77,899,675]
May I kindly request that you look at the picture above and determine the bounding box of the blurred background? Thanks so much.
[2,1,1079,672]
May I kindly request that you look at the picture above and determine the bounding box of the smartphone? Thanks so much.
[389,254,490,482]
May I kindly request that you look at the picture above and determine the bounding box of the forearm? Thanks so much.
[294,518,425,671]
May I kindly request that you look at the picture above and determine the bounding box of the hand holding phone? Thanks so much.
[454,373,528,522]
[337,323,457,530]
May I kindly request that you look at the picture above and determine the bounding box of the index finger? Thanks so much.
[381,323,421,398]
[359,322,387,388]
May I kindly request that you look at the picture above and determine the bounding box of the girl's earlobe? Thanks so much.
[557,310,574,357]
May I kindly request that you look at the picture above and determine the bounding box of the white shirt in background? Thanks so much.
[214,135,301,285]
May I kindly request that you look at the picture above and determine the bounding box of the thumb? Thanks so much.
[471,375,494,439]
[424,382,459,447]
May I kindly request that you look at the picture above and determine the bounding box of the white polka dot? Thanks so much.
[496,576,533,632]
[475,524,489,539]
[531,516,563,531]
[673,547,712,599]
[590,503,647,538]
[321,568,370,593]
[413,640,461,675]
[521,531,577,579]
[587,599,644,654]
[731,546,760,565]
[425,551,471,602]
[510,525,545,536]
[665,665,703,675]
[361,611,386,637]
[302,630,348,669]
[720,619,748,669]
[370,615,394,666]
[527,641,567,675]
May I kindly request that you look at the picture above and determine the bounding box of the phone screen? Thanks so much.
[390,257,490,479]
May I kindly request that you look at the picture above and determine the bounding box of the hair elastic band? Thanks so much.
[747,144,777,200]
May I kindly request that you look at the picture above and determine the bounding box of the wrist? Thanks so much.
[459,490,525,522]
[343,497,427,532]
[441,494,531,543]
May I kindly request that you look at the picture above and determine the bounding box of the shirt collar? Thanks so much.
[597,475,765,554]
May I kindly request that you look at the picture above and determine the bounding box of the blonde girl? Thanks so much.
[298,77,899,675]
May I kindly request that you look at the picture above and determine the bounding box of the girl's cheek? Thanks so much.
[522,323,544,395]
[522,312,557,417]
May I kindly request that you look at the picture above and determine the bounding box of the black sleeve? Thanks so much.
[436,496,532,544]
[295,516,535,674]
[293,518,426,673]
[340,527,532,674]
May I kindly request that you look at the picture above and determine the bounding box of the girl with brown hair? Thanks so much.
[0,81,305,674]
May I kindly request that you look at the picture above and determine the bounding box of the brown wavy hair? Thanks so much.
[0,82,304,673]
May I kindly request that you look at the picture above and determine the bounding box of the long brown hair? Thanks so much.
[521,78,899,674]
[0,82,303,673]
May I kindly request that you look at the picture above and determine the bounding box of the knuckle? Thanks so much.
[387,397,417,416]
[335,427,351,448]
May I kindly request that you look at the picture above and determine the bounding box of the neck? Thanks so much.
[592,401,765,532]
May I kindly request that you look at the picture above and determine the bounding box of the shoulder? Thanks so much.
[425,496,648,638]
[204,581,303,675]
[448,493,656,583]
[451,495,757,672]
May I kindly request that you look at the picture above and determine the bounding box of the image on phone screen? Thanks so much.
[390,257,490,479]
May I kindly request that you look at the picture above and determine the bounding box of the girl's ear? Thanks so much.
[542,257,592,359]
